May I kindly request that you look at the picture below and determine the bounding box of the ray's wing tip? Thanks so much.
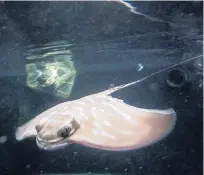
[164,108,177,134]
[165,108,177,124]
[15,127,24,141]
[137,107,177,117]
[166,108,176,115]
[155,108,177,117]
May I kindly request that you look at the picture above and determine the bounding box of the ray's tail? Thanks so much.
[100,54,203,96]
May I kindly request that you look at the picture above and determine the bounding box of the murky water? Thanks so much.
[0,1,202,175]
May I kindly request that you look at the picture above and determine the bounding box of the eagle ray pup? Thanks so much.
[15,55,203,151]
[15,78,177,151]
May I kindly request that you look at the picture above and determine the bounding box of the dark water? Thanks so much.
[0,2,203,175]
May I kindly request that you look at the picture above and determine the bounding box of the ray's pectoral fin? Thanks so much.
[67,107,177,151]
[15,112,49,141]
[15,123,37,141]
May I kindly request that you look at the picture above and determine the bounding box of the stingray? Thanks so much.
[15,55,202,151]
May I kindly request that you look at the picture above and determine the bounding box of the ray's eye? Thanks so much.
[35,124,43,133]
[57,126,72,138]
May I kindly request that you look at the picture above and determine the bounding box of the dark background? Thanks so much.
[0,1,203,175]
